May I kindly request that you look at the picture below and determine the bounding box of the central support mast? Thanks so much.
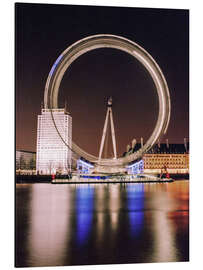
[98,97,117,161]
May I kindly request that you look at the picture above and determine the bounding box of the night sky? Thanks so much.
[15,3,189,157]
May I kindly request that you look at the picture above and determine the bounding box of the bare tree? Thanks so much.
[48,161,53,175]
[57,163,63,175]
[29,158,36,170]
[16,159,20,170]
[19,155,26,170]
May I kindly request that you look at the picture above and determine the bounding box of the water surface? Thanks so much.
[15,180,189,267]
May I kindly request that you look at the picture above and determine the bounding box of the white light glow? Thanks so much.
[44,34,170,169]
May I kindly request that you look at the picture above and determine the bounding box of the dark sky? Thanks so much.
[15,3,189,157]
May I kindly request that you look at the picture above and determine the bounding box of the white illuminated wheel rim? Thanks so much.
[44,34,171,166]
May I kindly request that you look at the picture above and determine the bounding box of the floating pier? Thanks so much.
[51,174,174,184]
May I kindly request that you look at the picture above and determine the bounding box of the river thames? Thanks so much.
[15,180,189,267]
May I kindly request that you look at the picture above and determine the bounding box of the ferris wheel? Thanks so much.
[44,34,171,170]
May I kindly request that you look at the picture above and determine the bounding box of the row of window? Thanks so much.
[145,165,188,168]
[145,161,187,164]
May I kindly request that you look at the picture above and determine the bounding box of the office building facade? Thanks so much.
[36,108,72,174]
[124,142,189,174]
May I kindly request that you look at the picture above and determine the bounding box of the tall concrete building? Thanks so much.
[36,108,72,174]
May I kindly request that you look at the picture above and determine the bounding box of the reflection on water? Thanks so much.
[127,184,144,236]
[15,181,189,267]
[76,186,94,245]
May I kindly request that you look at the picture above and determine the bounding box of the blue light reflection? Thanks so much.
[75,186,94,245]
[127,184,144,237]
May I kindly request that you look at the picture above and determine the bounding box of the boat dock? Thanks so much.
[51,174,173,184]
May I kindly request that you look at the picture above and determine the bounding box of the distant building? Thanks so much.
[143,153,189,174]
[36,108,72,174]
[16,150,36,170]
[124,142,189,174]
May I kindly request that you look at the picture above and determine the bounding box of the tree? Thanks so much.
[56,163,63,175]
[48,160,54,175]
[19,155,26,170]
[29,158,36,170]
[16,159,20,170]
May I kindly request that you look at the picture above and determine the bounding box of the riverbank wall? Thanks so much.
[16,173,189,183]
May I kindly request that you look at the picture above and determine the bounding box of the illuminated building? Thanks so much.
[36,108,72,174]
[124,141,189,174]
[143,153,189,174]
